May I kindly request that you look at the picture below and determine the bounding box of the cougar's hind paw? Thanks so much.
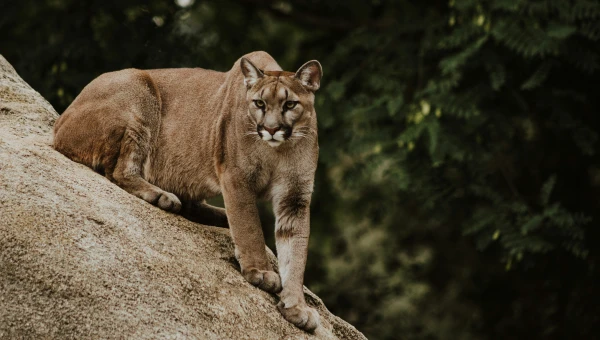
[157,191,182,213]
[141,189,181,213]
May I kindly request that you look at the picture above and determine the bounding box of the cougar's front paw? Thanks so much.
[242,268,282,294]
[277,301,320,332]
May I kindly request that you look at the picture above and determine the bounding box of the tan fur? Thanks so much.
[53,51,323,331]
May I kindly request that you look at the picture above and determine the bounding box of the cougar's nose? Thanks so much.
[264,126,280,136]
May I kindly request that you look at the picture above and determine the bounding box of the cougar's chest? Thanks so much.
[243,159,274,197]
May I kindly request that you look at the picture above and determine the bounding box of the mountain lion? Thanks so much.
[53,51,322,331]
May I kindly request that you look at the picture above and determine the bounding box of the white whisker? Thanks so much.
[292,127,317,136]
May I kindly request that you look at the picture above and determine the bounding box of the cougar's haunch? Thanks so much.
[53,51,323,332]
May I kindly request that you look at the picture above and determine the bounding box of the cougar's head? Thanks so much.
[241,57,322,148]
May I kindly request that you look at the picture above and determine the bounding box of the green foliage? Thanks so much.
[2,0,600,338]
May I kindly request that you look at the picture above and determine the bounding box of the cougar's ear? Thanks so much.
[295,60,322,92]
[240,57,264,89]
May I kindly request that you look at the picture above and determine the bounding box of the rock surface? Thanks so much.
[0,55,366,340]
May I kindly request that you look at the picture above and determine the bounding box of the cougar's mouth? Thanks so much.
[257,126,291,147]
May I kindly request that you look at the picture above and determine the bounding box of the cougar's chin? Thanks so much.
[267,140,283,147]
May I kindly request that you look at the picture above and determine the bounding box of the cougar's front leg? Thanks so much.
[273,188,319,332]
[221,175,282,294]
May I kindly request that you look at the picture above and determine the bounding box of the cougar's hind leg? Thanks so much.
[180,200,229,228]
[111,125,181,213]
[109,71,181,213]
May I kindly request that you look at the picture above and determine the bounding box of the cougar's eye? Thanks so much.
[254,100,265,108]
[285,101,297,109]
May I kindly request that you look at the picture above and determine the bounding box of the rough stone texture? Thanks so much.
[0,55,367,340]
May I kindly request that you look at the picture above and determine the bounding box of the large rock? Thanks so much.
[0,55,366,340]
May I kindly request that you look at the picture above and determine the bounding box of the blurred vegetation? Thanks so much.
[2,0,600,338]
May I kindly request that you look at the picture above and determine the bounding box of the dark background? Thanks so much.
[2,0,600,339]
